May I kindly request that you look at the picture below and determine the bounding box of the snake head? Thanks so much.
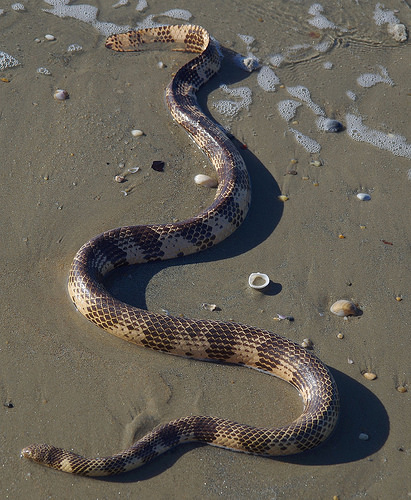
[21,444,66,468]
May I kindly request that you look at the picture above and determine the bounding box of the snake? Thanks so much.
[21,25,339,476]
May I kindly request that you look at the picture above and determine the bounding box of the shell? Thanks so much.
[330,299,361,317]
[248,272,270,290]
[194,174,218,188]
[357,193,371,201]
[131,129,144,137]
[363,372,377,380]
[45,34,56,41]
[277,194,289,202]
[53,89,69,100]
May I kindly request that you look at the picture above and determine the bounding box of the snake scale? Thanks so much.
[21,25,339,476]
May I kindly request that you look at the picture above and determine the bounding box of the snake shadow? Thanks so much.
[97,367,389,484]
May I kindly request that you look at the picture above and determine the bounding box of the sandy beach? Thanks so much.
[1,1,410,498]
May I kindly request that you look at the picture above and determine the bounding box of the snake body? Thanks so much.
[21,25,339,476]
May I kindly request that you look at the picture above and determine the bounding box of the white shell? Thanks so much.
[357,193,371,201]
[45,34,56,41]
[194,174,218,188]
[131,129,144,137]
[330,299,361,317]
[53,89,69,100]
[248,272,270,290]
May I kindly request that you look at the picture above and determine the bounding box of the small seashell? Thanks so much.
[45,34,56,41]
[310,160,322,167]
[53,89,69,101]
[248,272,270,290]
[363,372,377,380]
[396,385,407,393]
[131,129,144,137]
[359,433,369,441]
[201,303,217,311]
[336,333,344,339]
[357,193,371,201]
[330,300,361,317]
[114,175,125,183]
[301,338,313,348]
[194,174,218,188]
[157,61,166,69]
[277,194,289,202]
[395,296,402,302]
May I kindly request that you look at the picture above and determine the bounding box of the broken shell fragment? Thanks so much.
[194,174,218,188]
[330,299,362,317]
[301,338,313,348]
[248,272,270,290]
[201,303,217,311]
[357,193,371,201]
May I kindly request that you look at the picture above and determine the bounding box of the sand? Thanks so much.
[1,1,410,499]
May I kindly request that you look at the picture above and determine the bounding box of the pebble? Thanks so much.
[395,296,402,302]
[45,34,56,41]
[277,194,289,202]
[157,61,166,68]
[359,433,369,441]
[363,372,377,381]
[357,192,371,201]
[336,333,344,339]
[131,129,144,137]
[151,160,165,172]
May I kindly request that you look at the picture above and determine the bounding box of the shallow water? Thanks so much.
[1,1,410,499]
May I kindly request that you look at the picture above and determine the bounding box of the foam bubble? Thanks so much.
[286,85,325,116]
[112,0,128,8]
[307,3,347,31]
[161,9,192,21]
[213,84,252,117]
[357,66,394,88]
[67,43,82,52]
[257,66,280,92]
[315,40,333,53]
[308,4,323,15]
[43,2,98,24]
[0,51,20,70]
[346,90,357,101]
[12,3,25,11]
[373,3,399,26]
[289,128,321,153]
[277,100,302,121]
[136,0,147,11]
[346,113,411,159]
[269,54,284,67]
[238,34,255,46]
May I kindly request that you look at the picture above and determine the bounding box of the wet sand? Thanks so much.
[1,1,410,499]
